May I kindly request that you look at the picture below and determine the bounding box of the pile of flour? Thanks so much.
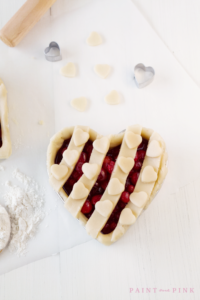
[3,169,45,256]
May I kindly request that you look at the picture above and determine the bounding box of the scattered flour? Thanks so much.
[3,169,45,256]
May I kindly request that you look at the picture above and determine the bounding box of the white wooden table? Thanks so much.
[1,0,200,299]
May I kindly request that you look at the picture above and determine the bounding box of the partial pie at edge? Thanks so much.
[0,79,12,159]
[47,125,168,245]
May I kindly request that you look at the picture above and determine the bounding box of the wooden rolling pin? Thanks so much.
[0,0,57,47]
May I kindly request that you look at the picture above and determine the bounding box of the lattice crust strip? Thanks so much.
[47,125,168,245]
[0,79,12,159]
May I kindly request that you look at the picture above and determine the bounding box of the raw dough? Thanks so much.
[95,200,113,217]
[82,163,100,180]
[108,178,124,195]
[105,90,120,105]
[94,64,111,78]
[119,208,136,225]
[118,156,134,174]
[63,149,79,167]
[60,62,76,78]
[0,205,11,252]
[141,165,157,183]
[146,140,162,157]
[87,32,102,46]
[71,181,89,200]
[71,97,88,112]
[125,131,142,149]
[51,164,68,180]
[93,136,110,154]
[47,125,168,246]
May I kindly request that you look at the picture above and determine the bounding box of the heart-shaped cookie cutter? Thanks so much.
[134,63,155,89]
[44,42,62,62]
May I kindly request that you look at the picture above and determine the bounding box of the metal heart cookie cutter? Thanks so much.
[44,42,62,62]
[134,63,155,88]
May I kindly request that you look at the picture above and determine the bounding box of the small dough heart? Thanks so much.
[63,150,79,167]
[71,182,89,200]
[119,208,136,225]
[141,166,157,183]
[108,178,124,195]
[87,32,102,46]
[51,164,68,180]
[146,140,162,157]
[94,64,111,79]
[95,200,113,217]
[125,131,142,149]
[105,90,120,105]
[118,156,134,174]
[82,163,100,180]
[71,97,88,112]
[73,129,89,147]
[93,136,110,154]
[130,191,148,208]
[60,62,76,77]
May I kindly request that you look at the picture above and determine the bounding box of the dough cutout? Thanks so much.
[51,164,68,180]
[71,97,88,112]
[125,131,142,149]
[63,149,79,167]
[146,140,162,157]
[108,178,124,195]
[87,32,102,46]
[73,128,89,147]
[142,166,157,183]
[71,181,89,200]
[119,208,136,225]
[93,136,110,154]
[94,64,111,79]
[105,90,120,105]
[95,200,113,217]
[130,191,148,208]
[60,62,76,77]
[82,163,100,180]
[118,156,134,174]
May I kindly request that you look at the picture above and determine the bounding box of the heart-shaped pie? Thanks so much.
[0,79,12,159]
[47,125,168,245]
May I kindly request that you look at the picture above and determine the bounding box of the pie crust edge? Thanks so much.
[47,125,168,245]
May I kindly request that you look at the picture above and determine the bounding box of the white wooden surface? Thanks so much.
[1,0,200,299]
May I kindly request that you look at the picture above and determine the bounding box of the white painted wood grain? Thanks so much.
[0,254,61,300]
[1,0,200,299]
[132,0,200,87]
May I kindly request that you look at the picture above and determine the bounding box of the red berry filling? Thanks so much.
[101,138,148,235]
[54,137,148,236]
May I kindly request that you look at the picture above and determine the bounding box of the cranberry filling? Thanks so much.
[54,138,94,196]
[0,125,2,148]
[54,136,148,236]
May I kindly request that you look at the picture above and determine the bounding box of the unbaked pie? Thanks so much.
[0,79,12,159]
[47,125,168,245]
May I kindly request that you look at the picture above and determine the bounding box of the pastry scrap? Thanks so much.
[0,205,11,252]
[47,125,168,245]
[105,90,120,105]
[0,79,12,159]
[87,32,102,46]
[71,97,88,112]
[60,62,76,78]
[94,64,111,79]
